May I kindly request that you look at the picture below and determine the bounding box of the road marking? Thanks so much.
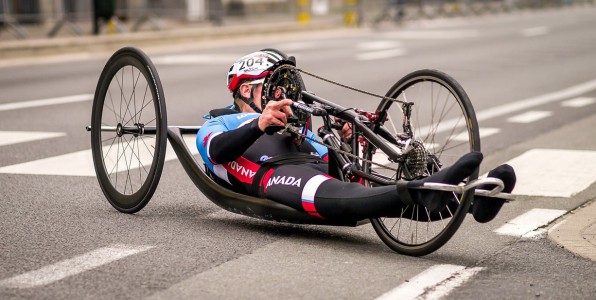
[356,48,407,61]
[420,267,485,299]
[475,78,596,122]
[419,78,596,136]
[357,40,403,51]
[504,148,596,197]
[561,96,595,108]
[152,54,240,65]
[0,131,66,147]
[521,26,549,37]
[376,264,483,300]
[383,29,479,40]
[494,208,566,239]
[506,110,552,123]
[454,127,500,141]
[0,244,154,289]
[275,41,318,51]
[0,94,93,112]
[0,136,198,176]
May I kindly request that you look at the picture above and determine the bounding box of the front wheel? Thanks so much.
[90,47,167,213]
[366,69,480,256]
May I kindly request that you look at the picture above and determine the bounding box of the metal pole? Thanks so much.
[0,0,29,39]
[296,0,311,24]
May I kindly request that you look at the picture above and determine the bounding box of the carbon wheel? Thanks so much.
[366,69,480,256]
[90,47,167,213]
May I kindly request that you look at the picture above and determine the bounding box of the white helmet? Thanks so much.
[226,49,288,93]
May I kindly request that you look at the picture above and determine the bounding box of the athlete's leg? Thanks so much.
[263,163,407,220]
[262,152,483,220]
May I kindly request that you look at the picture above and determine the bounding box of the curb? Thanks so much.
[548,198,596,261]
[0,20,345,60]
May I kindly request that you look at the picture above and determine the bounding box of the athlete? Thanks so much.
[197,50,516,223]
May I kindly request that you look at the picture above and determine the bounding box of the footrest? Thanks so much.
[411,177,515,201]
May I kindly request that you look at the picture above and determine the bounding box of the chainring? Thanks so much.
[262,63,305,102]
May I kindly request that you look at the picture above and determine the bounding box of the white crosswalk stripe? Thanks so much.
[376,264,484,300]
[356,48,407,61]
[503,148,596,197]
[521,26,550,37]
[0,94,93,112]
[0,136,198,176]
[0,244,154,289]
[494,208,566,239]
[561,96,595,108]
[454,127,500,141]
[0,131,65,147]
[507,110,552,123]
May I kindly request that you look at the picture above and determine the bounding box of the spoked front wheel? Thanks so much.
[90,47,167,213]
[366,69,480,256]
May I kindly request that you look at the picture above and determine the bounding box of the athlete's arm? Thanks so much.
[197,116,263,164]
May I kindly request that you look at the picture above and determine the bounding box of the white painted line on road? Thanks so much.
[376,264,482,300]
[0,136,198,176]
[475,78,596,122]
[521,26,549,37]
[0,147,97,176]
[507,110,552,123]
[0,131,66,147]
[0,244,154,289]
[152,54,240,65]
[275,41,318,51]
[356,48,407,61]
[454,127,500,141]
[420,267,484,300]
[494,208,566,239]
[504,149,596,197]
[420,78,596,136]
[383,29,479,40]
[561,96,595,108]
[357,40,403,51]
[0,94,93,112]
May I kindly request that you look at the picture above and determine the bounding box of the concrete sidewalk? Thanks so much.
[0,15,345,60]
[549,199,596,262]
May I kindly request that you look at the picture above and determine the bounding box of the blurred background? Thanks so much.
[1,0,593,39]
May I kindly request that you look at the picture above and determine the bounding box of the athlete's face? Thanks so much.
[239,81,264,113]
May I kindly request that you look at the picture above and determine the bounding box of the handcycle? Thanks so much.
[87,47,514,256]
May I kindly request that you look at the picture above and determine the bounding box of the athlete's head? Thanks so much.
[227,49,290,113]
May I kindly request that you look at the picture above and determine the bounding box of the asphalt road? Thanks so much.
[1,7,596,299]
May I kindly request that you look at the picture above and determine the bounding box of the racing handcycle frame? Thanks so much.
[88,47,513,256]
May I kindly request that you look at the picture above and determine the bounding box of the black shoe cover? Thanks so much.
[472,164,516,223]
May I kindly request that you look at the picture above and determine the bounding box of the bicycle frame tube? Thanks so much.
[302,91,401,163]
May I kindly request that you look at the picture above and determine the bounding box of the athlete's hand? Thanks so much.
[340,122,353,142]
[258,99,294,132]
[334,117,353,142]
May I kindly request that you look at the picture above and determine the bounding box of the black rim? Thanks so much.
[91,47,167,213]
[368,70,479,256]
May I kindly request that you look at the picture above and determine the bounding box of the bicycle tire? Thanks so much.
[90,47,167,213]
[366,69,480,256]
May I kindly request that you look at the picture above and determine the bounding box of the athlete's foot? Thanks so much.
[398,151,483,213]
[472,164,516,223]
